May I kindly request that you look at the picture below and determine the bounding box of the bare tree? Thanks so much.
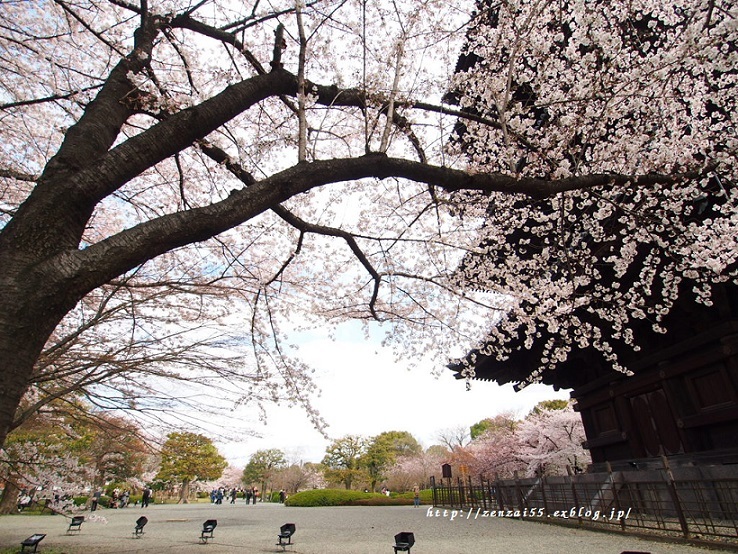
[435,426,471,451]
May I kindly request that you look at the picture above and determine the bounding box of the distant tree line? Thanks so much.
[0,399,585,511]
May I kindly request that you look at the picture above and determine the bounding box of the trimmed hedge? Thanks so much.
[284,489,432,507]
[285,489,385,507]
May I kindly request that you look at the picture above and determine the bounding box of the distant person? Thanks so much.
[279,489,285,503]
[245,489,252,504]
[252,487,258,504]
[141,487,151,508]
[17,493,32,512]
[91,490,102,511]
[413,485,420,507]
[230,488,237,504]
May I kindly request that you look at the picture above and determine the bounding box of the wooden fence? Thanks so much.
[430,461,738,545]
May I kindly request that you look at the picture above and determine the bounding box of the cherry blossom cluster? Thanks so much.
[449,0,737,383]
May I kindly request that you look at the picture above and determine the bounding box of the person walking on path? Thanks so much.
[90,490,101,511]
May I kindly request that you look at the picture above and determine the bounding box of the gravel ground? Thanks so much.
[0,502,732,554]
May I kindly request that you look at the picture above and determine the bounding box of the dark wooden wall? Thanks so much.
[573,322,738,470]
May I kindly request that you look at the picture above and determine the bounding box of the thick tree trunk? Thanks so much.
[178,479,190,504]
[0,322,57,447]
[0,279,79,447]
[0,477,21,515]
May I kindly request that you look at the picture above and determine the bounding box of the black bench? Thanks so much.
[276,523,296,550]
[200,519,217,543]
[67,516,84,534]
[393,531,415,553]
[133,516,148,537]
[20,534,46,553]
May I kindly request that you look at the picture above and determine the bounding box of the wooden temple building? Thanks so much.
[451,283,738,470]
[445,0,738,471]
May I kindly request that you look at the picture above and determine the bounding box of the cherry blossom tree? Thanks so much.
[207,464,244,490]
[385,448,446,491]
[465,415,524,478]
[515,403,589,476]
[0,403,151,513]
[0,0,733,451]
[0,415,85,514]
[464,403,589,478]
[272,461,326,493]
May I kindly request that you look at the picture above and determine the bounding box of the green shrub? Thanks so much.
[72,494,111,508]
[285,489,384,507]
[196,491,209,499]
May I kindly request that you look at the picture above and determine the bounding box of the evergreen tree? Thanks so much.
[156,432,226,503]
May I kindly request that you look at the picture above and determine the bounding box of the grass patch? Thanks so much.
[351,496,413,506]
[392,489,434,503]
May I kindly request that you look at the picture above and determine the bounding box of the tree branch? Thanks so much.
[58,154,707,299]
[52,0,126,55]
[0,85,103,111]
[0,169,39,182]
[170,14,269,76]
[197,140,383,318]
